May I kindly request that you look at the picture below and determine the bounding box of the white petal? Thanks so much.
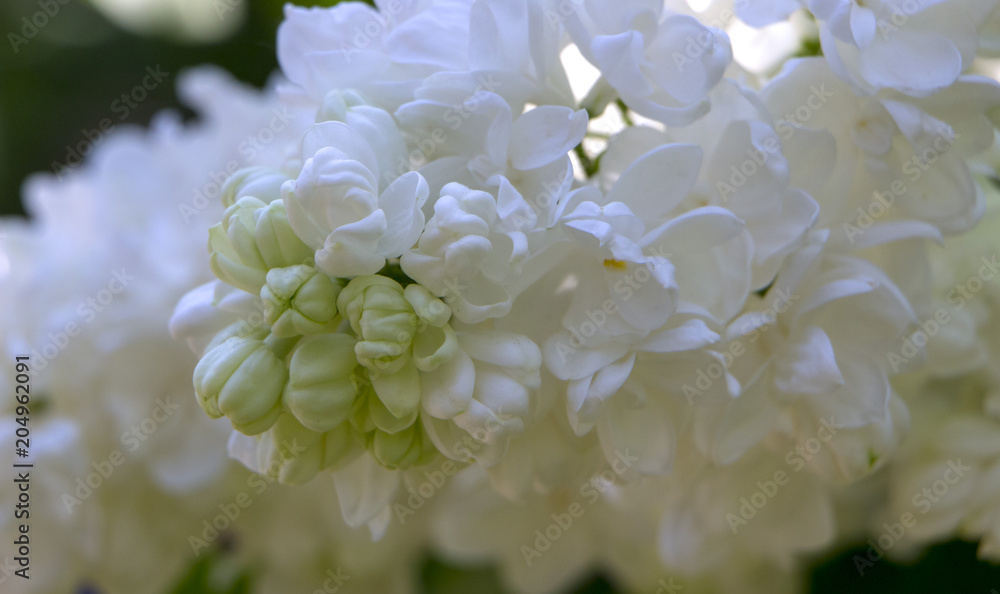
[774,326,845,395]
[566,353,636,435]
[596,391,678,475]
[376,171,429,257]
[591,31,652,97]
[605,144,702,222]
[332,454,400,528]
[638,318,719,353]
[849,5,877,48]
[508,106,589,171]
[710,375,780,465]
[420,348,476,419]
[736,0,801,27]
[302,121,380,177]
[543,332,630,381]
[858,32,962,93]
[316,211,388,277]
[642,206,746,254]
[805,354,890,428]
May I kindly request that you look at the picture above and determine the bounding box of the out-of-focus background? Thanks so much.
[0,0,302,218]
[1,0,999,592]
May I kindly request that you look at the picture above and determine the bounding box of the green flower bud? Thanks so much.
[349,379,377,434]
[261,265,341,337]
[331,276,465,470]
[260,413,360,485]
[347,371,443,470]
[370,372,420,433]
[337,276,419,375]
[203,321,268,355]
[403,284,452,327]
[221,167,288,208]
[370,363,421,423]
[348,373,418,434]
[284,333,359,432]
[254,199,314,269]
[209,197,268,294]
[369,422,437,470]
[210,197,314,294]
[193,336,287,435]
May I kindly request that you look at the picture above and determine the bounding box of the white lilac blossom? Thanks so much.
[873,169,1000,563]
[564,0,733,125]
[0,69,427,593]
[737,0,1000,95]
[166,0,1000,588]
[9,0,1000,592]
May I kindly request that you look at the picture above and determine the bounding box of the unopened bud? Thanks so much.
[370,422,436,470]
[284,333,359,432]
[261,265,341,337]
[221,167,289,208]
[193,337,286,435]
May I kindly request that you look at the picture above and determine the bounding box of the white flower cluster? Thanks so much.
[162,0,1000,588]
[0,69,426,593]
[6,0,1000,592]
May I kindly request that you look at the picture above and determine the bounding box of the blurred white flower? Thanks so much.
[89,0,246,43]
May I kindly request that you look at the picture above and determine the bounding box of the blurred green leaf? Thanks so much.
[167,550,251,594]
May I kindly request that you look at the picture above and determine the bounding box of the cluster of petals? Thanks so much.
[166,0,1000,585]
[6,0,1000,592]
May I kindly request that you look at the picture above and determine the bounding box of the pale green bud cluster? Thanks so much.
[349,375,438,470]
[253,413,359,485]
[336,276,455,469]
[195,172,460,476]
[209,196,313,294]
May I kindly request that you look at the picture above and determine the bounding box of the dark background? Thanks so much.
[1,0,998,592]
